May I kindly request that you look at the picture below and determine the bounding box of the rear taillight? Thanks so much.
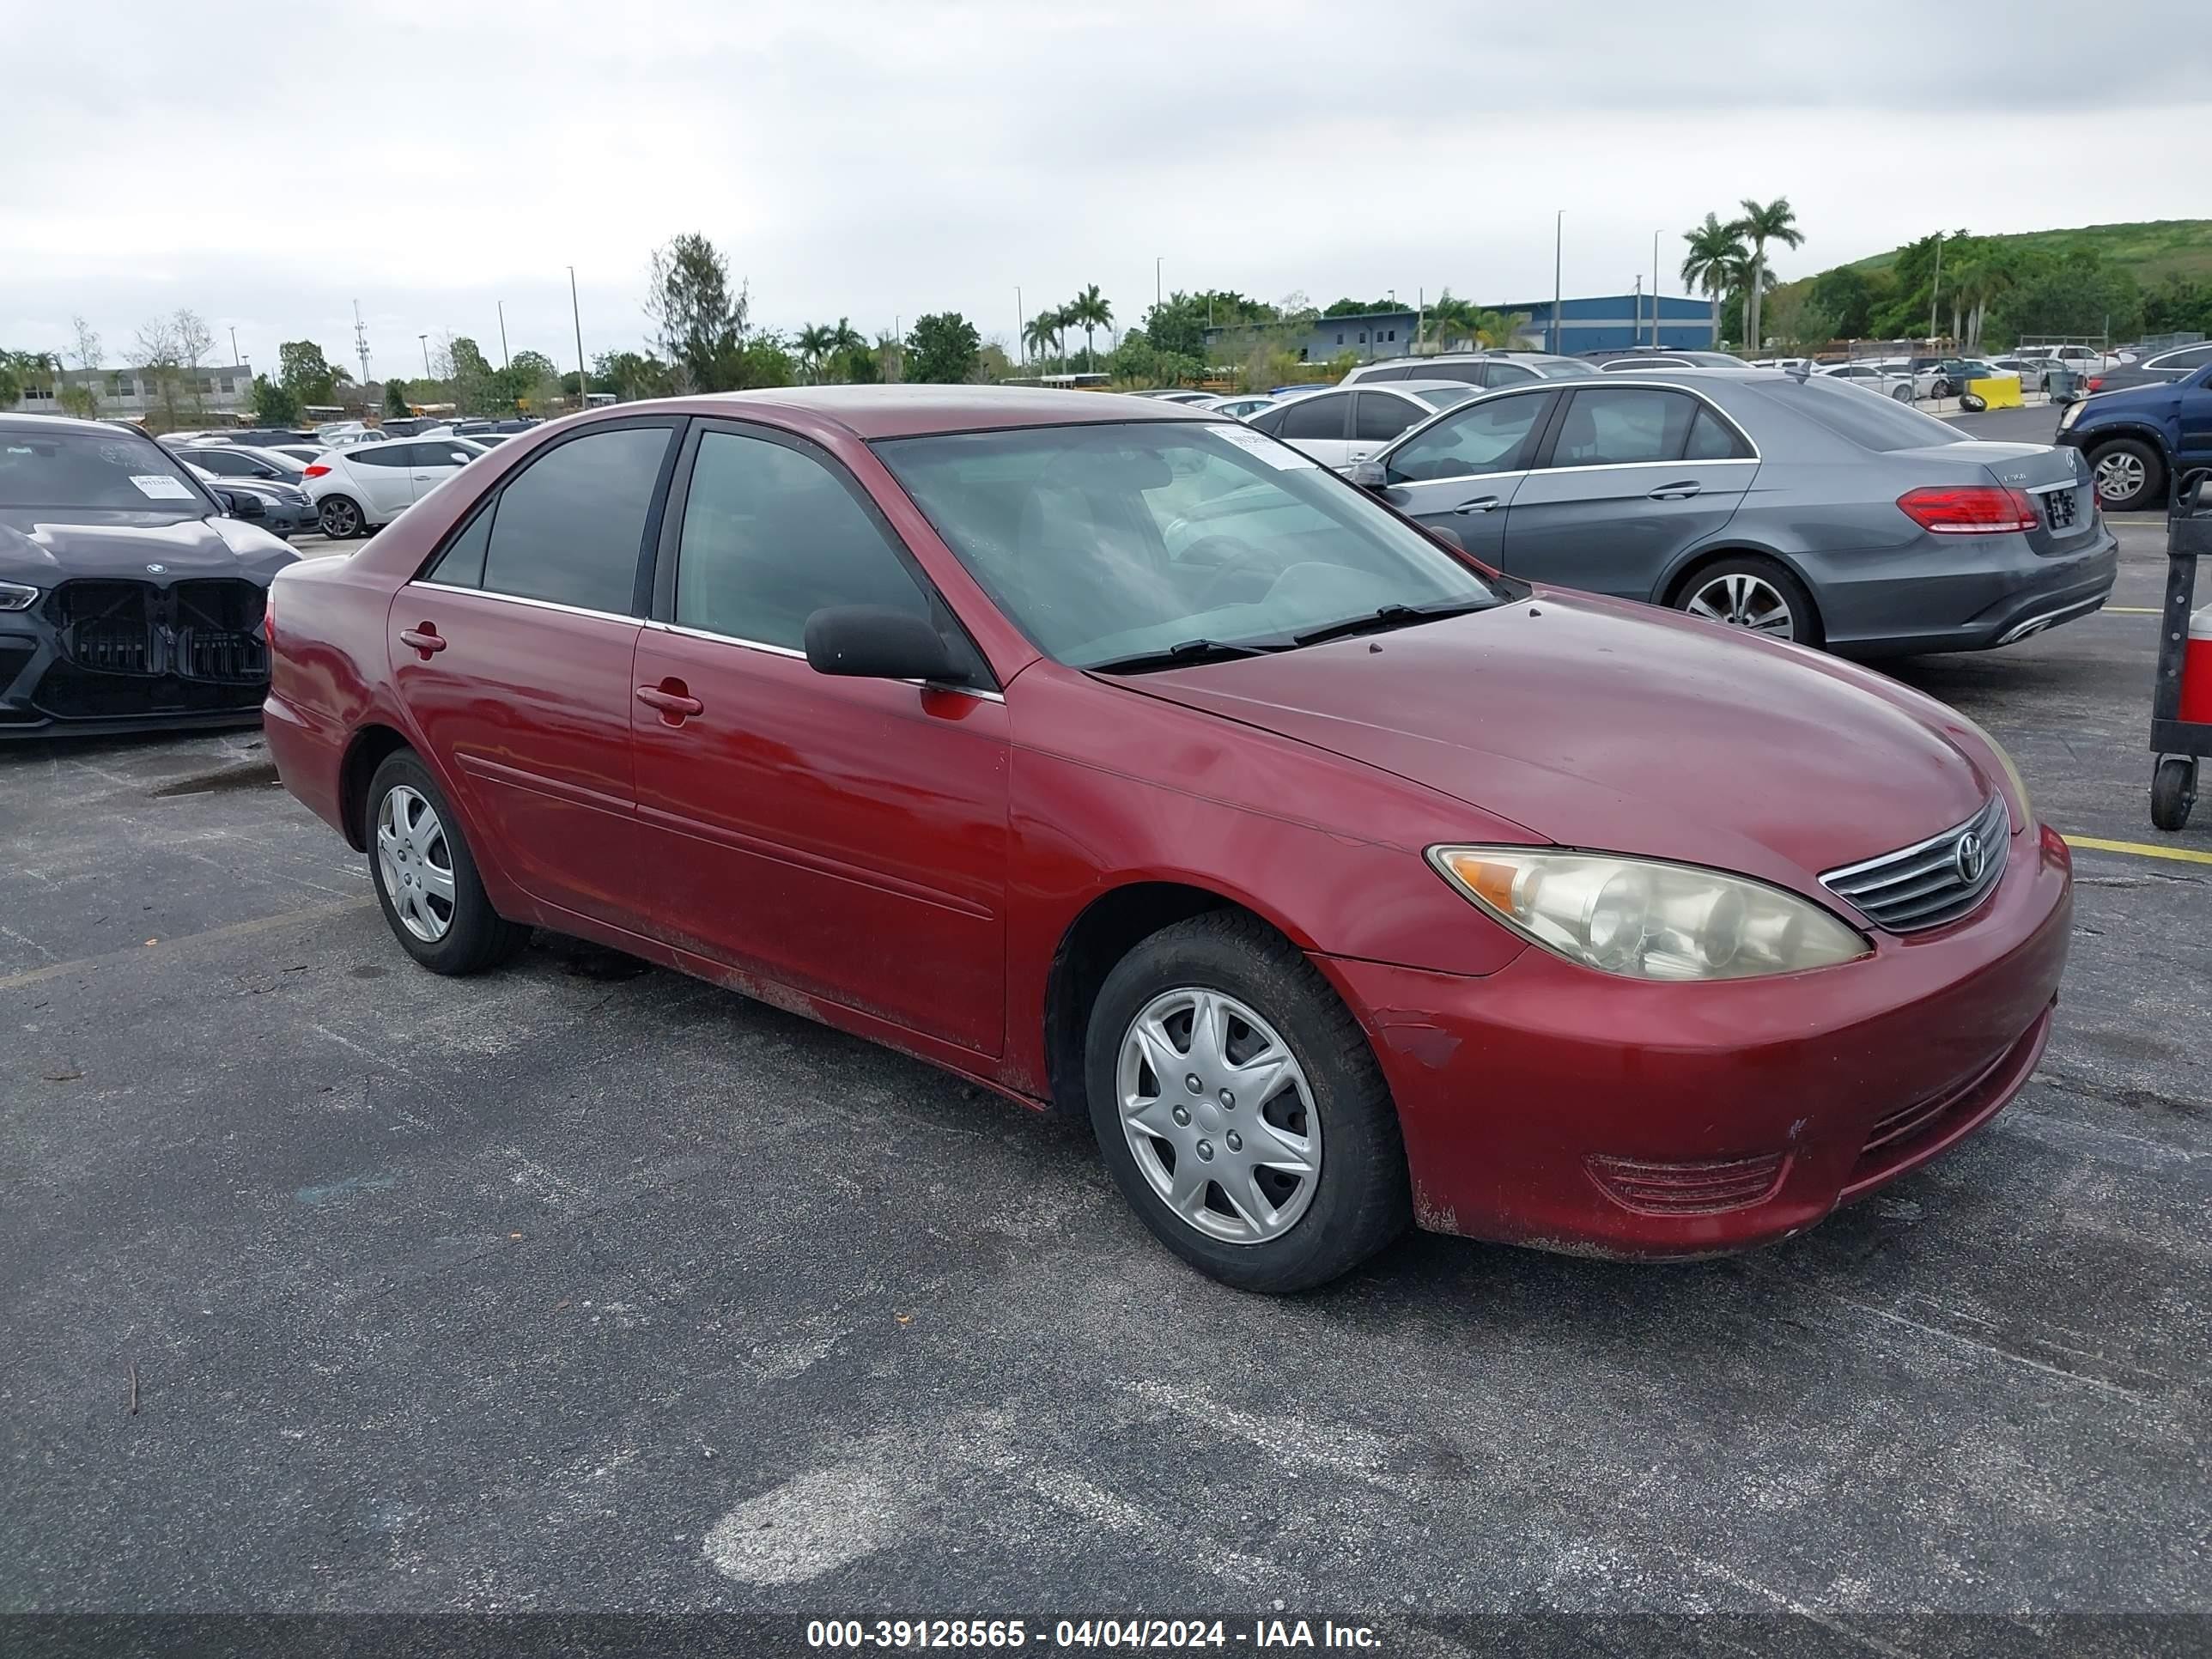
[2086,376,2105,392]
[301,463,331,478]
[1897,485,2039,535]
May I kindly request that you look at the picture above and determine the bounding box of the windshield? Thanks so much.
[875,420,1501,669]
[0,429,213,513]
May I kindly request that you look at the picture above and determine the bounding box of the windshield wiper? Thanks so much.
[1291,599,1492,647]
[1088,637,1284,674]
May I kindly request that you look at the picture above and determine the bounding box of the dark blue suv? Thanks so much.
[2057,360,2212,512]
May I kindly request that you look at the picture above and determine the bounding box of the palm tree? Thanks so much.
[794,323,836,383]
[1424,289,1480,350]
[1068,284,1113,372]
[1052,303,1079,374]
[1471,309,1531,349]
[829,316,866,362]
[1951,252,2012,350]
[1680,212,1749,349]
[1022,312,1057,374]
[1729,198,1804,354]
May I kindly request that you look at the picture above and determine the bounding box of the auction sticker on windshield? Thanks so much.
[131,475,195,500]
[1212,426,1316,468]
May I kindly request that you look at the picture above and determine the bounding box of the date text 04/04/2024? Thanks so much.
[805,1619,1383,1649]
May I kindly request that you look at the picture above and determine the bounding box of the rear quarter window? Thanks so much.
[1756,376,1966,453]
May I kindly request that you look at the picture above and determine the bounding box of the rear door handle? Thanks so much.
[1453,496,1502,514]
[1647,481,1702,500]
[635,681,704,724]
[398,624,446,657]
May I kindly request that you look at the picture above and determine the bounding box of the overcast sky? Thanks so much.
[4,1,2203,378]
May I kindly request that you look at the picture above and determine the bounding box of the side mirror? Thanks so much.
[804,605,968,685]
[1345,459,1389,491]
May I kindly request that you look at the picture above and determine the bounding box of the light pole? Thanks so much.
[418,333,431,380]
[1155,256,1163,311]
[1652,229,1662,347]
[228,325,240,366]
[568,266,586,408]
[1553,210,1565,354]
[497,301,510,369]
[1015,286,1024,370]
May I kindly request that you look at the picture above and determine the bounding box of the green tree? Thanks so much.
[276,340,340,407]
[250,374,300,424]
[1322,297,1395,318]
[645,232,749,392]
[1068,283,1113,371]
[834,340,882,384]
[0,349,58,408]
[384,378,411,417]
[1471,309,1531,348]
[1986,252,2142,349]
[1808,265,1876,338]
[795,323,836,381]
[131,315,185,428]
[1681,213,1750,347]
[902,313,981,384]
[1763,289,1835,352]
[1423,289,1481,349]
[1022,311,1059,370]
[1729,198,1804,352]
[1143,292,1209,360]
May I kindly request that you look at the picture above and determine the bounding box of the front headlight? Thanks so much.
[1429,847,1869,981]
[0,580,38,611]
[2057,400,2082,431]
[1948,713,2032,833]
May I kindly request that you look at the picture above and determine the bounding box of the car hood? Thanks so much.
[0,507,297,581]
[1116,592,1995,890]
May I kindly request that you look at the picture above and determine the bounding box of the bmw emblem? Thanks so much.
[1954,831,1986,884]
[145,562,167,574]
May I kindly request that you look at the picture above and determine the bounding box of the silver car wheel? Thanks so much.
[1116,987,1320,1246]
[375,784,457,942]
[1684,572,1796,640]
[2094,451,2147,504]
[319,497,361,538]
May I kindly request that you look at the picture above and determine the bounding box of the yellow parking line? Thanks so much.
[2063,835,2212,867]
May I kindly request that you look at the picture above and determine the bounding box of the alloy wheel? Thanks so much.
[320,498,360,538]
[2094,451,2147,505]
[375,784,457,942]
[1684,571,1796,639]
[1115,987,1321,1245]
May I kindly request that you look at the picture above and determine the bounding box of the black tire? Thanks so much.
[1671,554,1824,650]
[1932,377,1954,399]
[1083,910,1409,1293]
[319,495,366,538]
[2088,438,2166,514]
[363,749,530,975]
[2150,757,2197,834]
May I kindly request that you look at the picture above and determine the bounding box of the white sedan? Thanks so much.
[1243,379,1485,470]
[1817,362,1917,401]
[302,435,488,538]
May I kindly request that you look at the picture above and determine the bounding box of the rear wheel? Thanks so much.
[2088,439,2164,513]
[2151,757,2197,833]
[319,495,365,538]
[1084,911,1409,1293]
[364,750,530,974]
[1674,556,1822,648]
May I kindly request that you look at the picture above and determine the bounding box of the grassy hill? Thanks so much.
[1833,219,2212,286]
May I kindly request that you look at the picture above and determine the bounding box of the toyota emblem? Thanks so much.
[1954,831,1986,884]
[144,562,167,574]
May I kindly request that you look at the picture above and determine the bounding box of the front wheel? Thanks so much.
[365,750,531,974]
[2151,757,2197,833]
[2089,439,2165,514]
[1674,556,1823,648]
[1084,911,1409,1293]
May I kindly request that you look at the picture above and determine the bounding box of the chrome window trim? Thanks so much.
[410,579,637,626]
[642,618,1006,702]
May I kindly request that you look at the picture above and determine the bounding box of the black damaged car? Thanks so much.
[1,415,298,739]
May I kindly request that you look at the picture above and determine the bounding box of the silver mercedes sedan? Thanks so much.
[1307,367,2118,656]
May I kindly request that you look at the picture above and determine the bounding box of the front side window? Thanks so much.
[875,422,1500,671]
[674,429,930,650]
[1385,392,1550,483]
[478,425,672,613]
[1548,387,1701,466]
[191,448,253,476]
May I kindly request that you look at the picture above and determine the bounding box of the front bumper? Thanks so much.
[0,578,271,740]
[1317,823,2072,1258]
[1815,524,2119,657]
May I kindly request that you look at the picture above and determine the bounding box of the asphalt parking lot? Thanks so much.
[3,509,2208,1642]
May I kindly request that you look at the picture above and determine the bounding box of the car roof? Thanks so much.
[0,411,163,440]
[616,385,1216,441]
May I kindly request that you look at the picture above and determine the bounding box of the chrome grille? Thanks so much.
[1820,796,2009,933]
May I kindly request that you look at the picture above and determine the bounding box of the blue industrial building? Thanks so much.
[1501,293,1719,355]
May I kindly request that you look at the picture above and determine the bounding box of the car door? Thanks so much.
[1346,390,1431,468]
[392,419,680,927]
[408,440,478,506]
[344,444,418,523]
[628,421,1010,1057]
[2177,366,2212,473]
[1495,385,1757,599]
[1273,391,1354,467]
[1368,388,1557,562]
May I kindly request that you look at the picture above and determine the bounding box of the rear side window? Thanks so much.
[2154,344,2212,371]
[478,425,674,613]
[1353,392,1422,442]
[1483,362,1536,386]
[1550,387,1701,466]
[428,507,492,587]
[1761,376,1965,453]
[1279,393,1348,441]
[1684,406,1753,460]
[349,446,409,468]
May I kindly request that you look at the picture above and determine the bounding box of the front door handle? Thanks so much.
[398,624,447,658]
[1453,495,1502,514]
[635,680,704,725]
[1647,481,1702,501]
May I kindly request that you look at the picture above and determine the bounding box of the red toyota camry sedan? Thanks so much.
[263,387,2070,1291]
